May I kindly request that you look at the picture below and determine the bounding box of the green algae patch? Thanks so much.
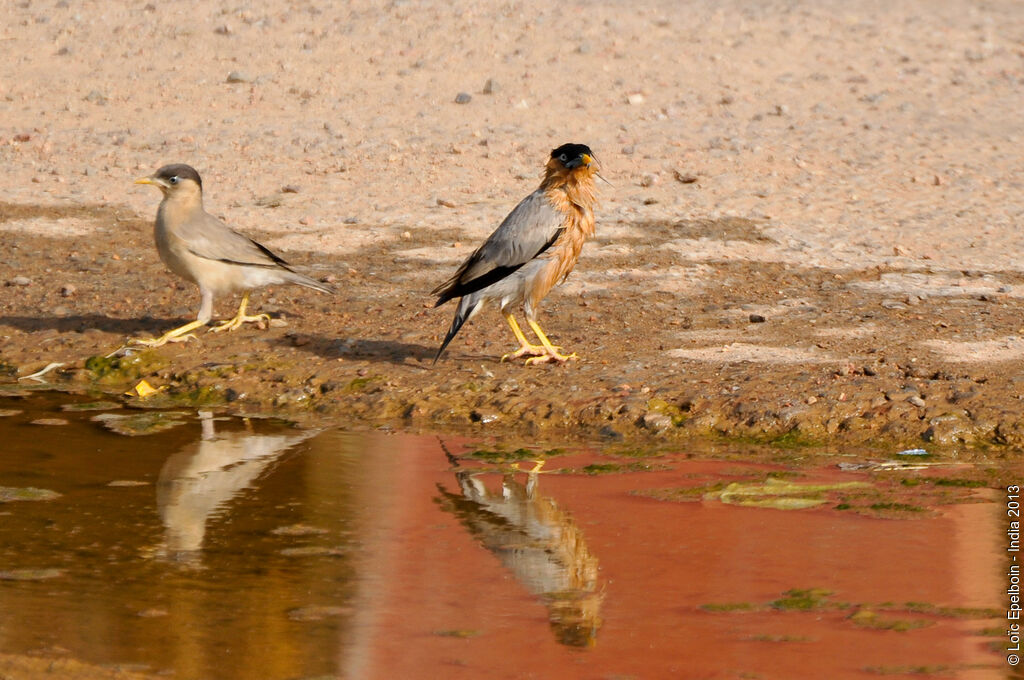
[848,609,933,631]
[634,482,727,502]
[433,629,482,638]
[61,400,123,412]
[701,601,759,613]
[92,411,189,436]
[344,375,381,393]
[0,486,61,502]
[467,447,535,462]
[645,398,688,426]
[85,351,166,383]
[0,568,64,581]
[579,461,667,475]
[707,478,872,510]
[771,588,835,611]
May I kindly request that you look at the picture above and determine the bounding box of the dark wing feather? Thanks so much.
[432,189,562,305]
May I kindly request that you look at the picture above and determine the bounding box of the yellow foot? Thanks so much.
[501,343,548,362]
[525,350,578,366]
[127,332,199,348]
[209,313,271,334]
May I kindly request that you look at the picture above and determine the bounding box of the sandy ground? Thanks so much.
[2,0,1024,451]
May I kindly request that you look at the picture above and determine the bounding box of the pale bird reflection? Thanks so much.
[155,411,315,561]
[436,461,604,647]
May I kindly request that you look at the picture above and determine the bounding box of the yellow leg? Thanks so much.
[525,319,578,365]
[209,292,271,334]
[128,318,206,348]
[500,313,548,361]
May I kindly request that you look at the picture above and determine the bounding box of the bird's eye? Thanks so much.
[168,176,179,185]
[558,154,568,163]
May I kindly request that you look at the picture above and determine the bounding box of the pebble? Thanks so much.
[60,284,76,297]
[454,92,472,104]
[642,412,673,432]
[627,93,645,105]
[8,276,31,286]
[749,314,766,323]
[226,71,253,84]
[30,418,69,426]
[482,78,499,94]
[640,173,660,187]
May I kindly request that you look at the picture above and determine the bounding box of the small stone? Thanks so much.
[470,410,500,425]
[298,215,313,226]
[642,412,673,433]
[907,395,926,407]
[213,24,232,35]
[436,197,457,208]
[8,275,31,286]
[482,78,498,94]
[749,313,766,323]
[30,418,69,426]
[454,92,472,104]
[281,184,300,193]
[674,169,698,183]
[226,71,252,84]
[627,93,645,105]
[137,608,169,618]
[640,173,659,187]
[255,194,283,208]
[60,284,76,297]
[12,132,31,142]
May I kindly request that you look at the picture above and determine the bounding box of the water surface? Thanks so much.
[0,393,1014,679]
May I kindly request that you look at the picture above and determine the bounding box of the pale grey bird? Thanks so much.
[432,143,601,365]
[131,164,333,347]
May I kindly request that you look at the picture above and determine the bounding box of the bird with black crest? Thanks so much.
[432,143,603,365]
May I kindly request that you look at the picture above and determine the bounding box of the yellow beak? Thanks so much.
[134,176,155,185]
[580,153,593,167]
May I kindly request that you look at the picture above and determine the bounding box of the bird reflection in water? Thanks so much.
[435,455,604,648]
[155,411,314,563]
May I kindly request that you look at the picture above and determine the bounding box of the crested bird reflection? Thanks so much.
[156,411,316,561]
[435,461,604,647]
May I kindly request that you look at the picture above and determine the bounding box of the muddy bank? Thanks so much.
[3,206,1024,453]
[3,0,1024,454]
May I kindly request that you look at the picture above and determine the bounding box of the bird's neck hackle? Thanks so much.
[540,165,598,239]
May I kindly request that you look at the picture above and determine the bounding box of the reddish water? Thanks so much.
[0,392,1015,679]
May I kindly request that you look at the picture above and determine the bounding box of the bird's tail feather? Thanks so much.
[285,270,336,295]
[433,297,480,364]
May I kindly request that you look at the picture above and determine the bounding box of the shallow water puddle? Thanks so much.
[0,394,1015,679]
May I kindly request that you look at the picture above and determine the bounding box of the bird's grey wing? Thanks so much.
[176,212,289,269]
[432,190,562,303]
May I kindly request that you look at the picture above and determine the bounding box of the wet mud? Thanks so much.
[5,205,1024,453]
